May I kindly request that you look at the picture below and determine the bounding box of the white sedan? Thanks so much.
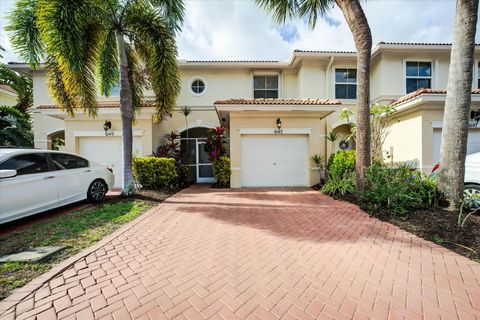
[0,148,115,224]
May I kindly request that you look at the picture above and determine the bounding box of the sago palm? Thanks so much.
[7,0,184,195]
[255,0,372,193]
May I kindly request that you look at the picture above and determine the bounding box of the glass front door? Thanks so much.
[196,140,215,183]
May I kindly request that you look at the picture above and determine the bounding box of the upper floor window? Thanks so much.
[253,75,278,99]
[191,79,205,94]
[335,69,357,99]
[477,62,480,88]
[406,61,432,93]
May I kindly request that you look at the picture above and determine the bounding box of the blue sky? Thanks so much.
[0,0,477,63]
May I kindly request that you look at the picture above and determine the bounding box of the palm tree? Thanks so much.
[327,131,339,156]
[438,0,479,211]
[181,105,192,139]
[0,105,33,147]
[0,65,33,114]
[7,0,184,196]
[255,0,372,193]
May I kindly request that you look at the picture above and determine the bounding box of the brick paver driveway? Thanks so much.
[2,186,480,319]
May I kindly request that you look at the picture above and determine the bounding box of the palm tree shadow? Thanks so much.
[170,187,430,249]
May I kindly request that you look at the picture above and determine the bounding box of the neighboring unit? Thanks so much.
[9,42,480,188]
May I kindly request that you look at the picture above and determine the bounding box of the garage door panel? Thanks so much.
[79,137,142,188]
[433,129,480,165]
[241,136,308,187]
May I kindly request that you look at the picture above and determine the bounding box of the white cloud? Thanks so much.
[0,0,477,63]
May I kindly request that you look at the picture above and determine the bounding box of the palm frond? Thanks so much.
[125,43,146,115]
[297,0,334,28]
[148,0,185,32]
[98,29,119,97]
[6,0,45,67]
[45,57,80,117]
[125,0,181,121]
[255,0,298,25]
[36,0,106,115]
[0,65,33,113]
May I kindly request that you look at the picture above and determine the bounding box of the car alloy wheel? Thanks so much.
[90,180,106,201]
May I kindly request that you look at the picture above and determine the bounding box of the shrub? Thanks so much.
[321,173,355,196]
[133,157,178,190]
[360,163,438,215]
[328,150,356,178]
[212,156,231,188]
[205,126,227,160]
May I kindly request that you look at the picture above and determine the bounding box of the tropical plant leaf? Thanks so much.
[6,0,45,67]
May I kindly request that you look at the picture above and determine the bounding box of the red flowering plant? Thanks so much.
[204,126,227,160]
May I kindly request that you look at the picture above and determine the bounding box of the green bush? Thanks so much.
[328,150,356,178]
[321,173,355,196]
[133,157,178,190]
[212,156,231,188]
[360,163,438,215]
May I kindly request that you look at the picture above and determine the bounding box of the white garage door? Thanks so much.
[79,137,143,188]
[433,129,480,164]
[241,135,308,187]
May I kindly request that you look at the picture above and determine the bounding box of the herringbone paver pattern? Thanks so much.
[2,185,480,319]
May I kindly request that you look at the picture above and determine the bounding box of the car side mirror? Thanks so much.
[0,169,17,179]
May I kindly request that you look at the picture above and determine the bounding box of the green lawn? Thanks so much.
[0,199,155,300]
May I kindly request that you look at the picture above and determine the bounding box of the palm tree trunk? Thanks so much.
[335,0,372,193]
[438,0,478,211]
[116,30,135,196]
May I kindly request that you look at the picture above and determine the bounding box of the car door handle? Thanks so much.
[43,176,55,180]
[84,170,91,173]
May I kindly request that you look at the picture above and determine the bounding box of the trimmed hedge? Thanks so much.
[133,157,178,190]
[212,156,231,188]
[328,150,356,178]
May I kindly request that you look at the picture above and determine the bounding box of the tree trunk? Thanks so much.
[116,31,135,196]
[438,0,479,211]
[335,0,372,193]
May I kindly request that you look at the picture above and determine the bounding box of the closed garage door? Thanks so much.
[433,129,480,164]
[79,137,143,188]
[241,135,308,187]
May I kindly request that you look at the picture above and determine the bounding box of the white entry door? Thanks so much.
[79,136,142,188]
[196,140,215,183]
[433,129,480,164]
[241,135,308,187]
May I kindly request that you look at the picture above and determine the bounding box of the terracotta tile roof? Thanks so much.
[294,49,356,54]
[37,101,158,110]
[392,88,480,106]
[378,41,480,46]
[185,60,279,63]
[0,84,16,94]
[214,98,341,105]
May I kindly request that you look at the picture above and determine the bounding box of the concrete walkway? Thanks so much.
[1,185,479,319]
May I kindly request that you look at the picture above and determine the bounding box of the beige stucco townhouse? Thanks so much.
[0,84,17,106]
[9,42,480,188]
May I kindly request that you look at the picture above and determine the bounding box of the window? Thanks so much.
[477,62,480,88]
[50,153,89,170]
[253,75,278,99]
[335,69,357,99]
[0,153,49,175]
[191,79,205,94]
[406,61,432,93]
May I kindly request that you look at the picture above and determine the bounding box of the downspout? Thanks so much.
[325,56,335,159]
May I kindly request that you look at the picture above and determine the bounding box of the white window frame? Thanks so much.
[403,59,434,94]
[252,73,280,99]
[333,67,357,100]
[189,76,208,97]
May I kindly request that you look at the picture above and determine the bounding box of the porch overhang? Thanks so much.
[391,88,480,116]
[214,98,342,126]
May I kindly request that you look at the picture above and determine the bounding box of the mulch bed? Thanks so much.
[330,193,480,262]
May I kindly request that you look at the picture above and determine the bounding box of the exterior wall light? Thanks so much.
[103,120,113,136]
[275,118,283,134]
[471,110,480,127]
[276,118,282,129]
